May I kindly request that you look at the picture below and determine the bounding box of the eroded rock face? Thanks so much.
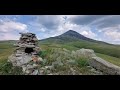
[8,33,42,75]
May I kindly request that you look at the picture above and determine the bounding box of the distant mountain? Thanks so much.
[40,30,120,58]
[57,30,95,41]
[41,30,110,44]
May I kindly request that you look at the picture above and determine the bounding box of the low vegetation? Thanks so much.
[0,40,120,75]
[41,38,120,58]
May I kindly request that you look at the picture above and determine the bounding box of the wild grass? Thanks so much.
[0,40,120,75]
[41,38,120,58]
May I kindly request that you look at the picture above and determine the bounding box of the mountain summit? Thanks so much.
[57,30,95,42]
[41,30,109,44]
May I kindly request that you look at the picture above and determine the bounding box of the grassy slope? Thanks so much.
[40,37,120,58]
[0,40,120,74]
[40,41,120,67]
[0,42,14,63]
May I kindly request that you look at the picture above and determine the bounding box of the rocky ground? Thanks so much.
[35,48,103,75]
[1,48,104,75]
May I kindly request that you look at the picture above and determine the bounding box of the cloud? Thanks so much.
[0,21,28,33]
[69,15,107,25]
[36,15,62,30]
[69,15,120,29]
[103,27,120,40]
[0,33,20,40]
[1,15,120,44]
[81,30,96,39]
[0,19,28,40]
[55,21,97,39]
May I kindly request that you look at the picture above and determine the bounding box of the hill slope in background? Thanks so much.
[40,30,120,58]
[57,30,98,42]
[41,30,111,44]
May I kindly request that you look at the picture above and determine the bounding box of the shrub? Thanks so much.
[76,57,89,67]
[38,50,48,59]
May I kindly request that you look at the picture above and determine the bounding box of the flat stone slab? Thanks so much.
[89,57,120,75]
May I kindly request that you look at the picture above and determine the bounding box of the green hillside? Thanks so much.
[40,37,120,58]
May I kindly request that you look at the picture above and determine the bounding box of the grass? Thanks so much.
[0,42,14,63]
[76,57,89,67]
[0,61,23,75]
[0,40,120,75]
[40,42,120,67]
[37,46,96,75]
[41,38,120,58]
[0,41,23,75]
[66,41,120,58]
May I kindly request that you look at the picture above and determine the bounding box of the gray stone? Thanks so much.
[33,64,38,67]
[16,53,22,57]
[48,73,53,75]
[31,70,39,75]
[38,57,43,62]
[76,48,96,58]
[89,57,120,75]
[25,70,31,74]
[26,64,34,69]
[45,66,54,70]
[39,70,44,75]
[8,33,41,75]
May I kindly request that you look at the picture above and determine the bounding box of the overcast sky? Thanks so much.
[0,15,120,44]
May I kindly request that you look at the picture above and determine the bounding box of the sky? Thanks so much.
[0,15,120,45]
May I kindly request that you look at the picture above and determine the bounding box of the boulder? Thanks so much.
[76,48,96,58]
[71,48,96,58]
[89,57,120,75]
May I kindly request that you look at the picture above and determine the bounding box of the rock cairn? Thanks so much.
[8,33,42,75]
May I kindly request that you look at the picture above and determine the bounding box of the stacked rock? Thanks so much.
[8,33,42,75]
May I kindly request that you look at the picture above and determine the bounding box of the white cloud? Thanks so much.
[100,25,120,40]
[0,20,28,40]
[55,21,97,39]
[2,15,120,45]
[0,21,28,32]
[80,30,96,38]
[105,30,120,40]
[0,33,20,40]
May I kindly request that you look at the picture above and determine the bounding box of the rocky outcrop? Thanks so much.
[89,57,120,75]
[8,33,42,75]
